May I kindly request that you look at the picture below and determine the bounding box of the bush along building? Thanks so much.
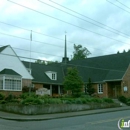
[1,36,130,98]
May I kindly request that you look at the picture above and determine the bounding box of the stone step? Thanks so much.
[112,99,127,107]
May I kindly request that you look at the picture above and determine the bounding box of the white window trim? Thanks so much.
[98,84,103,94]
[0,75,22,91]
[45,71,57,80]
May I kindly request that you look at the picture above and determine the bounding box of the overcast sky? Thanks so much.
[1,0,130,62]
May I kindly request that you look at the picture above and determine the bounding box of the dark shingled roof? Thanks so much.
[23,61,64,85]
[23,52,130,84]
[68,52,130,82]
[0,45,9,52]
[0,69,21,76]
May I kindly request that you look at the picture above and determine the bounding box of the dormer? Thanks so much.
[45,71,57,80]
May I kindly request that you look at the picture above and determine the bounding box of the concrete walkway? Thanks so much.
[0,106,130,121]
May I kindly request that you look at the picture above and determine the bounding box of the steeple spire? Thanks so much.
[64,34,67,58]
[62,32,69,64]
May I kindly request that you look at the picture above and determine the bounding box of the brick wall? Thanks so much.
[122,65,130,97]
[33,83,43,90]
[93,83,108,98]
[22,79,32,87]
[0,90,22,97]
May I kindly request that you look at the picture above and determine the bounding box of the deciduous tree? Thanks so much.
[72,44,91,60]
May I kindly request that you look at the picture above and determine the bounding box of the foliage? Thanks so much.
[86,78,95,95]
[21,97,43,105]
[90,98,103,103]
[20,93,38,99]
[35,59,46,64]
[103,98,114,103]
[126,98,130,105]
[0,92,116,105]
[72,44,91,60]
[5,94,16,102]
[0,100,6,104]
[0,93,5,100]
[118,96,127,103]
[63,67,83,97]
[35,59,59,65]
[43,98,62,104]
[22,86,36,93]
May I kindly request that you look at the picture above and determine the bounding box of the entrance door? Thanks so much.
[113,85,121,98]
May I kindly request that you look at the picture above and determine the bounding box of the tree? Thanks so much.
[117,51,120,54]
[72,44,91,60]
[86,78,95,95]
[35,60,59,65]
[35,59,46,64]
[63,67,83,97]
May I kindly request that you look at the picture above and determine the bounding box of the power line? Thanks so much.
[106,0,130,14]
[49,0,130,37]
[0,31,64,48]
[116,0,130,10]
[0,49,125,72]
[38,0,130,39]
[0,22,119,55]
[7,0,130,45]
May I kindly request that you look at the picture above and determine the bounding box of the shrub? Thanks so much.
[0,93,5,100]
[103,98,114,103]
[91,98,102,103]
[5,94,16,102]
[21,97,43,105]
[10,99,20,104]
[80,98,87,104]
[20,93,38,99]
[126,98,130,106]
[19,93,29,99]
[22,86,37,93]
[0,100,6,104]
[75,98,82,104]
[118,96,127,103]
[64,100,72,104]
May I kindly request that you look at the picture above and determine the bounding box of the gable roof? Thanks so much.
[0,69,21,76]
[0,45,9,53]
[68,52,130,82]
[23,61,64,85]
[23,52,130,84]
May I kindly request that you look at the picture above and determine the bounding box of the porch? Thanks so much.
[107,81,122,98]
[43,84,63,97]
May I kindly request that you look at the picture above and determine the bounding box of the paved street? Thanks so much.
[0,110,130,130]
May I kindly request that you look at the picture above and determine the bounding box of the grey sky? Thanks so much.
[0,0,130,62]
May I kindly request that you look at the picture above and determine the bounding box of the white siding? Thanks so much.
[0,46,33,79]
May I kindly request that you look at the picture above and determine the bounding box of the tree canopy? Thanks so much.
[72,44,91,60]
[35,60,59,65]
[63,67,83,97]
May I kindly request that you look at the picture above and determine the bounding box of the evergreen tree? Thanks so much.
[63,67,83,97]
[86,78,95,95]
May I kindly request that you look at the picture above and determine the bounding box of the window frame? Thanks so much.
[0,75,22,91]
[98,84,103,94]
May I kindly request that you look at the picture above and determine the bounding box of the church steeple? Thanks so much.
[62,34,69,64]
[64,34,67,58]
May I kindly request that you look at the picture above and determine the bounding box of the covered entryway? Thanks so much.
[107,81,121,98]
[43,84,62,96]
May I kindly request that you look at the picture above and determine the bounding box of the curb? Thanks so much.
[0,107,130,121]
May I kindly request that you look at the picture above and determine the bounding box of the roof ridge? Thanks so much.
[0,45,9,53]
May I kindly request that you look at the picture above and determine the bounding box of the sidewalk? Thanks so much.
[0,106,130,121]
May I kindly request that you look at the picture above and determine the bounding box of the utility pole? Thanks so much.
[29,30,32,95]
